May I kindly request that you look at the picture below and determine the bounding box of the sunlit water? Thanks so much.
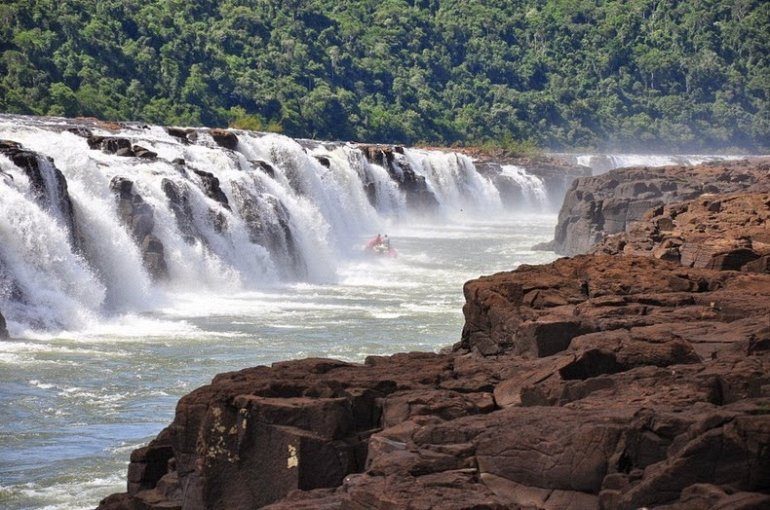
[0,215,557,510]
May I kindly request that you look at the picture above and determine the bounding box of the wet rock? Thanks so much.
[253,160,276,178]
[209,129,238,150]
[87,135,132,154]
[66,126,92,138]
[548,159,770,255]
[314,155,331,168]
[161,179,197,244]
[110,177,169,280]
[166,127,197,145]
[357,144,439,212]
[191,169,230,210]
[132,145,157,159]
[0,140,82,251]
[230,182,305,278]
[0,309,8,339]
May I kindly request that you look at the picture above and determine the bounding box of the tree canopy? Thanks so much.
[1,0,767,151]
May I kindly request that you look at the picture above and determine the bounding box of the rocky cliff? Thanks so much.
[543,159,770,256]
[99,250,770,510]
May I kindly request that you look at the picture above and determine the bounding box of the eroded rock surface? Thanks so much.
[548,159,770,256]
[98,255,770,510]
[595,192,770,274]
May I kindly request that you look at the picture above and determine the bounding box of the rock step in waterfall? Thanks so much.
[0,115,569,336]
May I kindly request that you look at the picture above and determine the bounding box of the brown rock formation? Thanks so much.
[97,255,770,510]
[548,158,770,256]
[209,129,239,150]
[596,192,770,274]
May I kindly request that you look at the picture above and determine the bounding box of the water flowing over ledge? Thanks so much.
[0,114,573,337]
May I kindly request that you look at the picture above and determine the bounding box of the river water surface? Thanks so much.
[0,215,557,510]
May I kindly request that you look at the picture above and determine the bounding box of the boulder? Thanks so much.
[133,145,158,159]
[87,135,132,154]
[209,129,239,150]
[166,127,198,145]
[191,169,230,210]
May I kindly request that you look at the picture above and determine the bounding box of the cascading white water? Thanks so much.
[405,149,503,217]
[0,116,551,336]
[500,165,548,211]
[574,153,743,175]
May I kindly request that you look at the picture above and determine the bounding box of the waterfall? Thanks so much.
[574,153,743,175]
[499,165,548,211]
[0,115,555,335]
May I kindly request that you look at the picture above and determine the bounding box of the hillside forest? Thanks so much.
[0,0,768,151]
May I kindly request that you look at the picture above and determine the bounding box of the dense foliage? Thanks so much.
[1,0,768,151]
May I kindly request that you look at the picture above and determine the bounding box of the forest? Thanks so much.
[0,0,768,151]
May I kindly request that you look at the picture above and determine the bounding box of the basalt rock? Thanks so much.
[476,156,592,210]
[0,140,82,251]
[596,192,770,274]
[192,169,231,211]
[98,254,770,510]
[457,254,770,360]
[230,182,305,279]
[357,144,439,212]
[166,127,198,145]
[110,177,169,280]
[209,129,239,150]
[88,135,132,154]
[0,309,8,339]
[548,159,770,256]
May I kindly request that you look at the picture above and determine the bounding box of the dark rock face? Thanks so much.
[0,309,8,339]
[209,129,239,150]
[230,182,306,279]
[166,127,198,145]
[549,159,770,255]
[191,169,230,210]
[357,144,439,212]
[98,254,770,510]
[110,177,169,280]
[162,179,198,244]
[0,140,82,250]
[596,192,770,274]
[87,135,157,159]
[88,135,132,154]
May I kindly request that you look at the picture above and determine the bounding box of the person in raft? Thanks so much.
[366,234,383,250]
[365,234,397,257]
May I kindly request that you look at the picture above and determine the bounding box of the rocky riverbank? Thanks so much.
[540,158,770,256]
[98,160,770,510]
